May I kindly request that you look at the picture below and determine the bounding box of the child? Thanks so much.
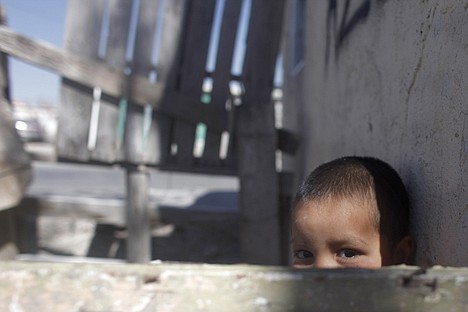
[290,156,414,268]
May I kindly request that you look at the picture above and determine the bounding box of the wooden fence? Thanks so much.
[59,0,235,173]
[0,0,293,264]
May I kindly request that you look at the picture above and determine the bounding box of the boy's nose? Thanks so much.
[314,256,339,269]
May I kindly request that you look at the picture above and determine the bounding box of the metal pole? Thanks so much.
[125,165,151,263]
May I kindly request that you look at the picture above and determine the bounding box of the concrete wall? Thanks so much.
[1,261,468,311]
[282,0,467,266]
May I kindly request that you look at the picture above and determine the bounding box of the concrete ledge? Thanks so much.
[1,261,467,311]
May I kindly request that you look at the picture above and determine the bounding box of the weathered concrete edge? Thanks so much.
[1,261,467,311]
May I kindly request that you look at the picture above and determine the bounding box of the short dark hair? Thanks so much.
[293,156,410,248]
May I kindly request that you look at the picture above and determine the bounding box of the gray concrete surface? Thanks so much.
[1,261,467,311]
[282,0,468,267]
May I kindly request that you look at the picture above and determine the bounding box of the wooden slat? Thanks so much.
[169,0,217,169]
[155,0,187,85]
[58,0,106,162]
[202,0,242,169]
[0,26,228,133]
[155,0,190,167]
[123,0,161,164]
[0,25,160,110]
[91,0,133,163]
[237,0,287,265]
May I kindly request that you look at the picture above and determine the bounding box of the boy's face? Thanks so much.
[291,196,392,269]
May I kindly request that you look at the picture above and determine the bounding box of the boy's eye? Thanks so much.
[337,248,359,259]
[295,250,314,259]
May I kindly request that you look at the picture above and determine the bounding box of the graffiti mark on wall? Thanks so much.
[325,0,371,65]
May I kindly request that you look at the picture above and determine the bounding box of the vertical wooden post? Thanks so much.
[237,0,286,265]
[125,166,151,263]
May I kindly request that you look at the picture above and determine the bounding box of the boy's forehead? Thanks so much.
[295,194,376,212]
[292,197,381,240]
[293,195,379,225]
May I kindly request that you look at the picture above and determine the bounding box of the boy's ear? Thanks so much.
[392,236,415,265]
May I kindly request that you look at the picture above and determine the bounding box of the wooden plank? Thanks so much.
[237,0,287,265]
[59,0,104,160]
[90,0,133,163]
[58,0,106,162]
[202,0,242,170]
[149,0,188,171]
[160,95,227,132]
[124,0,161,164]
[169,0,217,169]
[0,26,228,133]
[155,0,187,86]
[0,25,159,111]
[154,0,189,168]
